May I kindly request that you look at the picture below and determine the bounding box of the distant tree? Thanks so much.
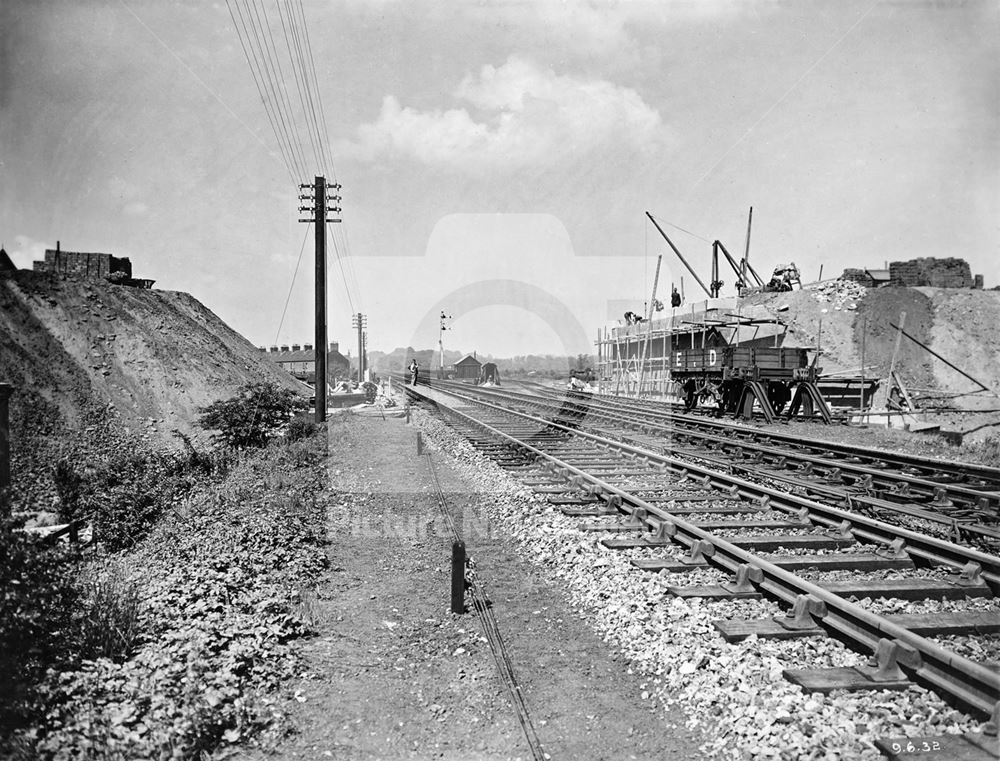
[197,381,307,449]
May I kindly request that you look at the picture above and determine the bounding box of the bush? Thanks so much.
[361,381,378,404]
[286,416,318,442]
[52,458,85,523]
[197,382,307,449]
[0,517,79,729]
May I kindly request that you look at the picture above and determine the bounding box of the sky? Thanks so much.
[1,0,997,359]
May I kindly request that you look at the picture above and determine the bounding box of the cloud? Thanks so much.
[337,56,666,170]
[7,235,49,269]
[123,201,149,216]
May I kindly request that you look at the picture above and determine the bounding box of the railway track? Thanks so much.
[411,379,1000,550]
[400,378,1000,758]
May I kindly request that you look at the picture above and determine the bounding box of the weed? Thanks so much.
[77,563,143,662]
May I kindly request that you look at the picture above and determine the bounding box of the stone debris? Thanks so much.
[806,278,866,310]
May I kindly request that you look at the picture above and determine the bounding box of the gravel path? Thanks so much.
[252,413,703,760]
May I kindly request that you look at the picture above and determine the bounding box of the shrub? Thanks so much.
[361,381,378,404]
[0,517,79,729]
[52,458,85,523]
[286,416,318,442]
[77,563,143,662]
[197,382,307,449]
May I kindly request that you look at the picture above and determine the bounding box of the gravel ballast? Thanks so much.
[408,402,988,761]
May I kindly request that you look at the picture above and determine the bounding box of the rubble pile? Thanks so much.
[807,278,866,311]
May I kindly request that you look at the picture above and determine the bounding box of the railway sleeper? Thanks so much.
[784,637,919,693]
[632,551,915,574]
[666,576,992,602]
[580,518,806,533]
[604,532,854,552]
[715,610,1000,643]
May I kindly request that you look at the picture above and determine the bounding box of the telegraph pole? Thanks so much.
[352,312,367,382]
[299,176,342,422]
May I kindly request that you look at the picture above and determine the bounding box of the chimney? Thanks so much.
[258,346,267,353]
[291,343,301,352]
[280,345,289,352]
[269,346,278,353]
[304,343,313,351]
[329,342,339,352]
[56,240,60,253]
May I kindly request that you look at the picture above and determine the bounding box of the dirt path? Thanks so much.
[248,414,703,760]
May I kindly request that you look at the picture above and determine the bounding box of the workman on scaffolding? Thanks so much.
[671,287,681,308]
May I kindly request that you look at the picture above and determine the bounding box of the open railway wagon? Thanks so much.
[596,298,833,423]
[672,345,833,423]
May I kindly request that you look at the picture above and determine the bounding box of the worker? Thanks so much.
[670,287,681,308]
[480,362,501,386]
[408,359,419,386]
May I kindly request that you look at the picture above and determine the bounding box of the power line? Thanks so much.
[245,0,306,179]
[119,0,296,185]
[255,0,309,177]
[226,0,299,182]
[296,0,337,177]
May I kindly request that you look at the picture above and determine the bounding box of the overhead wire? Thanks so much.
[225,0,366,331]
[282,0,326,172]
[119,0,297,185]
[225,0,300,182]
[296,0,338,176]
[249,0,309,178]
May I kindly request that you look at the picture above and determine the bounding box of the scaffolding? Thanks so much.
[595,298,797,398]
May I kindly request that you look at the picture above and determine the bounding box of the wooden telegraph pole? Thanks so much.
[352,312,367,382]
[299,176,342,422]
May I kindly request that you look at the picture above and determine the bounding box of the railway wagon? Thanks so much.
[669,345,829,423]
[668,346,810,379]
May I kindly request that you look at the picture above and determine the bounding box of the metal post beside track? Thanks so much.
[450,540,466,614]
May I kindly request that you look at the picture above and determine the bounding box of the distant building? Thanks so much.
[30,242,154,288]
[263,342,350,383]
[453,354,482,380]
[841,268,891,287]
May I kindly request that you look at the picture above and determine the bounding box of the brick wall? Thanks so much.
[888,257,972,288]
[38,250,133,280]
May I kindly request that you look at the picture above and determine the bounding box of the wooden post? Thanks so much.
[888,311,906,381]
[859,316,867,411]
[314,176,327,423]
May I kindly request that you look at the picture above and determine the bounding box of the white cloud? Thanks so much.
[7,235,49,269]
[123,201,149,216]
[337,56,666,170]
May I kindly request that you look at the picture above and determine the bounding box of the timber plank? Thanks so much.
[822,578,992,601]
[610,533,853,552]
[667,584,762,600]
[713,618,824,642]
[782,666,909,692]
[633,551,914,574]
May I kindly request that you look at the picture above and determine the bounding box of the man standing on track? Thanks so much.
[408,359,419,386]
